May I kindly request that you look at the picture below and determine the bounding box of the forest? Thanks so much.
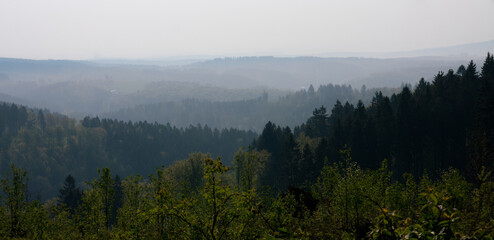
[105,83,399,131]
[0,55,465,119]
[0,53,493,239]
[0,105,257,199]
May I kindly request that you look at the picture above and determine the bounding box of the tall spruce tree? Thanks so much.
[58,175,82,212]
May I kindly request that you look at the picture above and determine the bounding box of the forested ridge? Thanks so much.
[254,54,494,191]
[0,105,256,199]
[106,84,399,131]
[0,54,493,239]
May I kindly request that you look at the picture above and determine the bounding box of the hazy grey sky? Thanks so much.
[1,0,493,59]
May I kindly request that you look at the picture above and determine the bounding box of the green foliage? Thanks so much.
[1,164,29,238]
[255,54,494,183]
[43,202,81,240]
[58,174,82,212]
[0,155,493,239]
[1,54,494,239]
[460,168,494,239]
[168,157,262,240]
[168,152,208,195]
[76,167,115,238]
[260,193,309,239]
[369,185,460,239]
[310,148,391,239]
[0,103,257,200]
[23,201,49,239]
[233,147,268,191]
[147,165,182,239]
[115,175,153,239]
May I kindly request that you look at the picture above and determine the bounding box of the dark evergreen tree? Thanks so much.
[481,52,494,85]
[58,175,82,212]
[456,64,466,75]
[314,137,330,170]
[111,175,123,226]
[283,129,299,188]
[37,110,46,131]
[468,77,494,179]
[394,86,415,175]
[305,106,329,138]
[372,93,394,165]
[308,84,315,96]
[350,101,368,167]
[299,143,315,184]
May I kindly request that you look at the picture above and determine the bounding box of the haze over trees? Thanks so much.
[105,83,399,131]
[0,55,474,122]
[0,103,256,199]
[254,54,494,192]
[2,0,494,236]
[0,53,493,238]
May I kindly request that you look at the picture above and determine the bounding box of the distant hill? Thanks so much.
[188,56,470,89]
[0,58,286,116]
[0,57,91,74]
[317,39,494,59]
[0,92,30,105]
[104,84,401,132]
[0,51,489,122]
[385,39,494,58]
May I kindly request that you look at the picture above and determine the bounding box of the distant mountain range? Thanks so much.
[317,39,494,58]
[0,40,492,124]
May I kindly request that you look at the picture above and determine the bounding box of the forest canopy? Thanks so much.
[0,53,493,239]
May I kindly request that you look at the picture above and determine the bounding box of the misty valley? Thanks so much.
[0,53,494,239]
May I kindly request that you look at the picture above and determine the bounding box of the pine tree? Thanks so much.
[481,52,494,85]
[305,106,329,138]
[1,164,28,238]
[111,175,123,226]
[37,110,46,130]
[58,175,82,212]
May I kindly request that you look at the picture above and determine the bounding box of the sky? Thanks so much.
[1,0,494,60]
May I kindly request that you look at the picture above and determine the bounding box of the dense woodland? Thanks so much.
[0,105,256,199]
[106,84,399,131]
[0,55,463,119]
[0,54,493,239]
[254,54,494,191]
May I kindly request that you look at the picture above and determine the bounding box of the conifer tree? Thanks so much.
[58,175,82,212]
